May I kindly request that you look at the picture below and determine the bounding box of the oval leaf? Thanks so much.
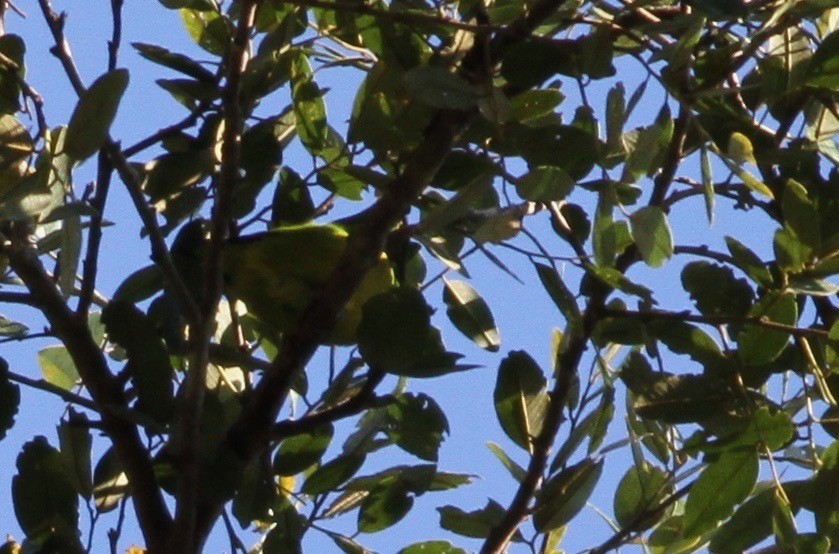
[629,206,673,268]
[683,448,758,538]
[64,69,129,161]
[737,291,797,366]
[443,279,500,352]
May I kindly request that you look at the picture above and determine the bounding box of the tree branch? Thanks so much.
[272,369,390,441]
[169,2,258,551]
[3,231,172,550]
[8,369,99,411]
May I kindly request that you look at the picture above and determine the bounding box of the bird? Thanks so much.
[222,223,394,345]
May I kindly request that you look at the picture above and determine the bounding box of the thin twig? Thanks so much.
[273,369,390,440]
[7,369,98,410]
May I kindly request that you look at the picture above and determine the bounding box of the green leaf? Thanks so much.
[533,458,603,532]
[386,393,449,462]
[57,212,82,297]
[486,441,527,482]
[701,146,715,224]
[131,42,215,82]
[683,448,758,537]
[399,541,467,554]
[515,166,575,202]
[302,453,365,495]
[0,314,27,337]
[605,83,625,157]
[709,485,779,553]
[38,345,79,391]
[681,261,753,317]
[508,88,563,122]
[263,497,305,554]
[403,66,481,110]
[629,206,673,268]
[112,264,165,303]
[291,50,328,153]
[614,462,672,530]
[180,8,229,55]
[57,413,93,498]
[102,301,174,424]
[12,437,79,543]
[533,262,582,331]
[359,288,432,373]
[0,357,19,441]
[738,291,797,366]
[646,319,723,366]
[632,373,741,424]
[274,424,334,476]
[494,351,549,452]
[808,29,839,88]
[358,483,413,533]
[64,69,129,161]
[810,440,839,535]
[727,131,756,164]
[782,179,821,251]
[622,111,672,184]
[438,500,523,542]
[724,236,773,287]
[788,277,839,296]
[143,149,213,201]
[443,279,500,352]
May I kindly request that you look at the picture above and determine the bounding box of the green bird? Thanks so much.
[222,223,394,345]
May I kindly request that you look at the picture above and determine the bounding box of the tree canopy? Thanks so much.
[3,0,839,552]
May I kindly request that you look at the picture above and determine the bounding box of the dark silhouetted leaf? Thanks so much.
[403,67,481,110]
[386,393,449,462]
[57,413,93,498]
[302,453,365,495]
[102,301,174,424]
[12,437,79,544]
[0,357,19,441]
[359,288,432,373]
[274,424,334,476]
[681,261,753,317]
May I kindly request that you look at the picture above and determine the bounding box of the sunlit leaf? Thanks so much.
[64,69,129,161]
[683,448,758,537]
[443,279,500,352]
[493,351,548,452]
[629,206,673,267]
